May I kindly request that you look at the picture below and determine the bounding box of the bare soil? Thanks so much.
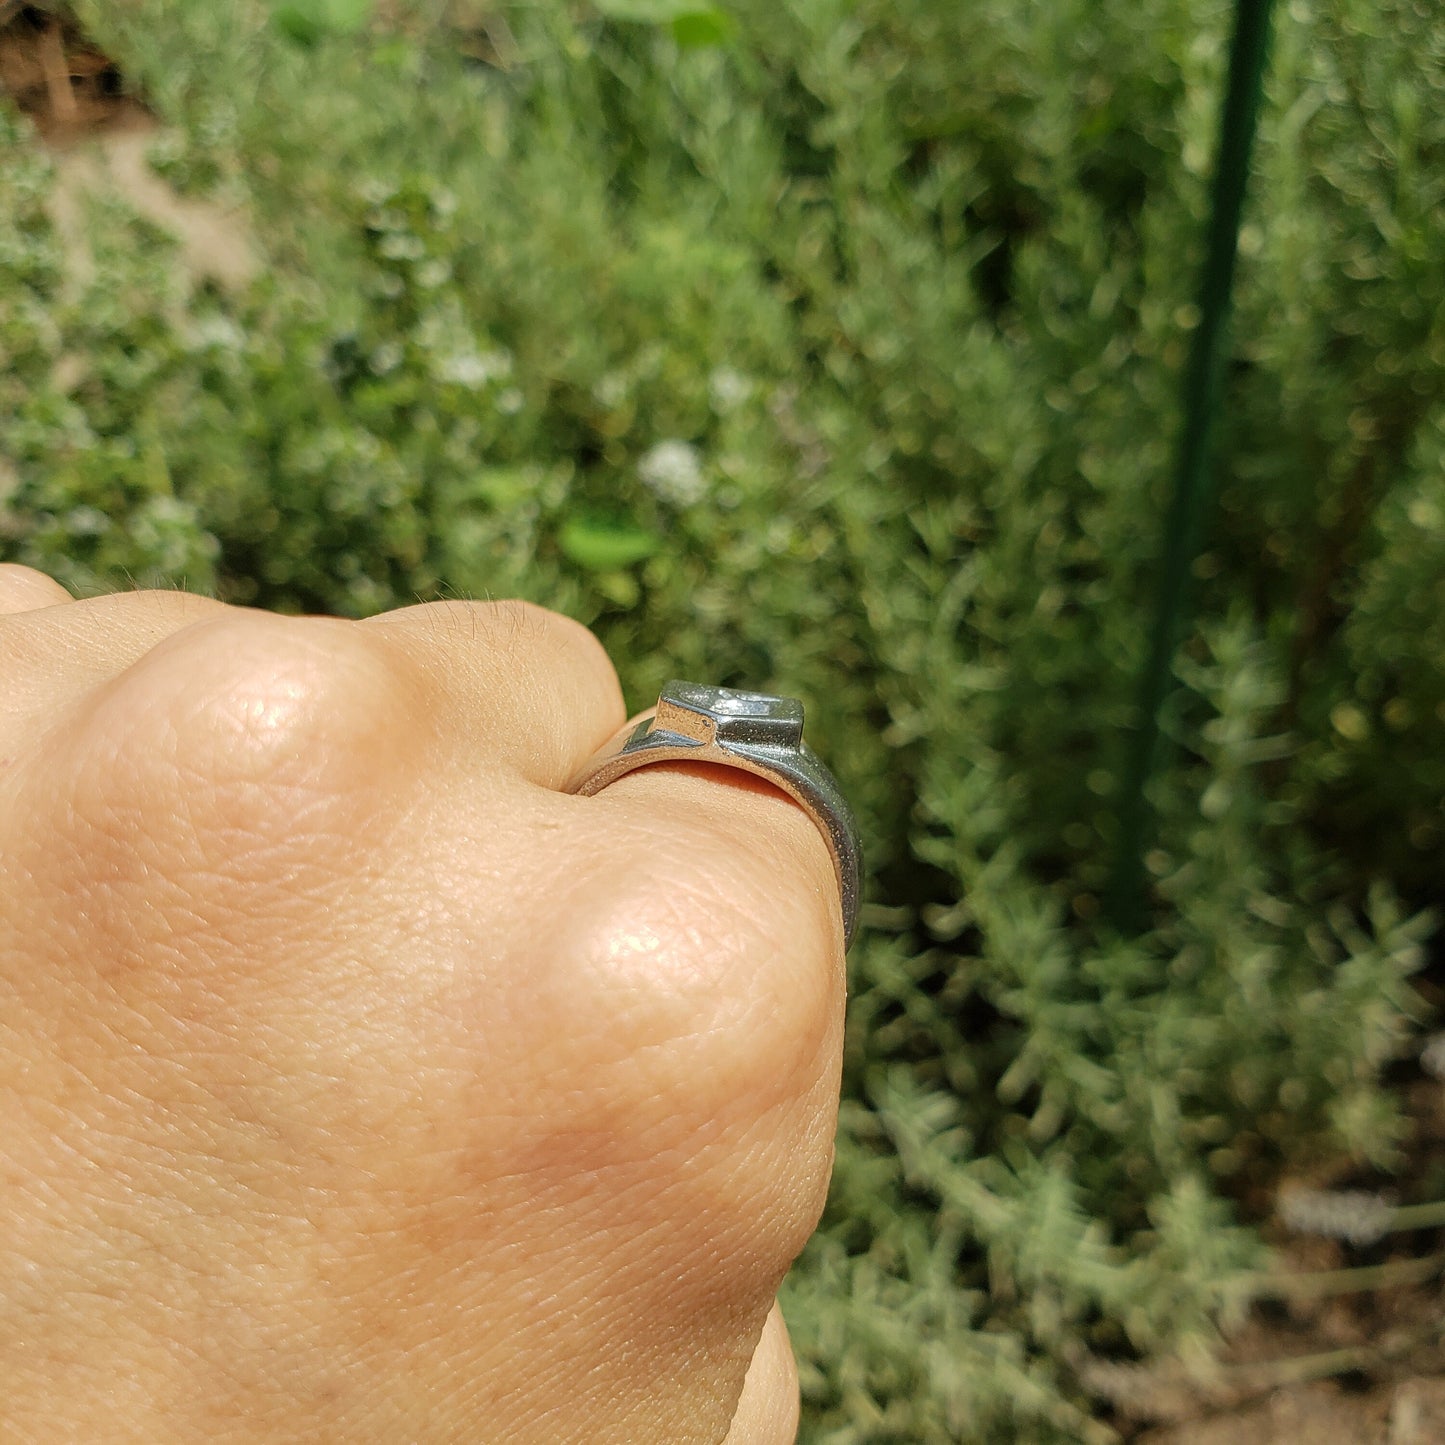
[1139,1376,1445,1445]
[0,2,151,144]
[1,3,256,298]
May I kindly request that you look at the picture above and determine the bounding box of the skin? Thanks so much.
[0,563,844,1444]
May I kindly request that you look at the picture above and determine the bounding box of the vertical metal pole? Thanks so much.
[1107,0,1276,932]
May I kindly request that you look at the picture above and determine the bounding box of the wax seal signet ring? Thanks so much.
[561,681,862,950]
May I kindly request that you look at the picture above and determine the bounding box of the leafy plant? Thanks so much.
[272,0,374,47]
[2,0,1440,1437]
[593,0,736,49]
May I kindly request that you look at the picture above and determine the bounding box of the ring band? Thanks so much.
[562,680,862,949]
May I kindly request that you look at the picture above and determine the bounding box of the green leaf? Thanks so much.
[593,0,736,49]
[324,0,374,33]
[272,4,323,45]
[593,570,641,608]
[466,468,537,511]
[671,9,735,47]
[272,0,373,46]
[558,515,662,571]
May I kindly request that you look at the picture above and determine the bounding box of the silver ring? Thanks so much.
[562,681,862,950]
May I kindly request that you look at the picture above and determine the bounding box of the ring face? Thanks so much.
[562,681,862,949]
[653,682,804,749]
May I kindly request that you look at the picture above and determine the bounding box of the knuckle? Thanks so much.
[490,598,616,683]
[75,612,425,833]
[558,835,841,1134]
[534,834,841,1265]
[382,596,602,658]
[488,596,562,641]
[146,614,411,773]
[381,596,619,702]
[74,587,225,645]
[0,563,66,600]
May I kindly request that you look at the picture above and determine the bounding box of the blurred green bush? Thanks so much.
[2,0,1441,1438]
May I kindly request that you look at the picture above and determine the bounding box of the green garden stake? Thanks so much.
[1107,0,1277,932]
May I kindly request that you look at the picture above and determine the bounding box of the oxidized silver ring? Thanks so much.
[562,680,862,949]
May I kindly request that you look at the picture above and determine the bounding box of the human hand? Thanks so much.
[0,565,845,1443]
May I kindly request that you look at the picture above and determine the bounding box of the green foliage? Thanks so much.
[271,0,374,47]
[595,0,736,50]
[1,0,1440,1438]
[558,512,663,571]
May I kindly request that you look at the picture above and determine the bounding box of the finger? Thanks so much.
[723,1303,801,1445]
[0,586,228,722]
[357,598,627,789]
[591,759,847,958]
[548,754,847,1161]
[0,564,72,616]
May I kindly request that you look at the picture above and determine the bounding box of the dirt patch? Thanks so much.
[46,128,259,292]
[1138,1376,1445,1445]
[1,4,257,294]
[1100,1068,1445,1442]
[0,2,151,144]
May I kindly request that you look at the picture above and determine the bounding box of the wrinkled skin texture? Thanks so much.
[0,565,844,1444]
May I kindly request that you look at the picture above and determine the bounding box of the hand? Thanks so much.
[0,564,844,1444]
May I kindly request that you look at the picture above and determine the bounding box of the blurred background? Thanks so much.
[2,1,1443,1439]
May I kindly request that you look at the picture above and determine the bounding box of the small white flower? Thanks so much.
[378,232,426,262]
[497,388,525,415]
[435,352,489,388]
[483,348,513,378]
[708,366,752,412]
[369,340,404,375]
[189,314,246,351]
[357,178,394,206]
[764,517,794,554]
[436,348,512,389]
[593,372,628,409]
[638,440,706,507]
[65,505,109,537]
[415,258,452,289]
